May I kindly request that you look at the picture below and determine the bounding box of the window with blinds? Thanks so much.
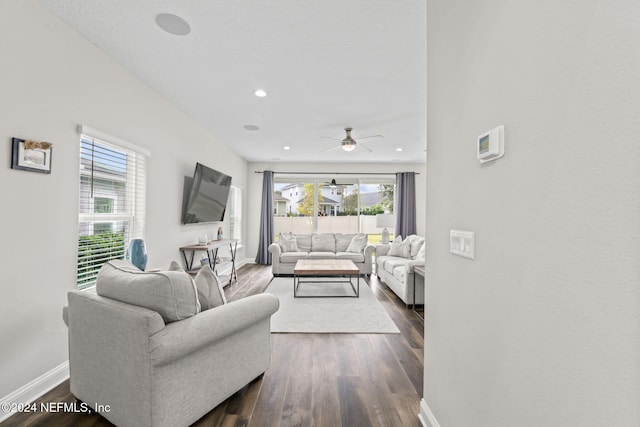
[77,127,148,289]
[228,185,242,243]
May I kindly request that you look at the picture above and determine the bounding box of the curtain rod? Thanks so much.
[254,171,419,175]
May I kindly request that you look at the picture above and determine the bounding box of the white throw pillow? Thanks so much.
[346,233,368,253]
[279,233,299,252]
[405,235,425,259]
[415,243,425,261]
[193,265,227,310]
[388,237,411,258]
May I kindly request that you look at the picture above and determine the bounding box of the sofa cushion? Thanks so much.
[335,233,357,252]
[280,251,309,263]
[294,234,312,252]
[96,260,200,323]
[279,233,299,252]
[388,238,411,258]
[393,265,407,282]
[384,258,410,274]
[194,265,226,310]
[312,233,335,252]
[336,252,365,263]
[346,233,368,253]
[308,251,336,259]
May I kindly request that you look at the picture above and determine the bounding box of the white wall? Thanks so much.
[425,1,640,426]
[0,0,247,399]
[246,162,426,258]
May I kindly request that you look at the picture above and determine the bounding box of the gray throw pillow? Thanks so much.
[194,265,226,310]
[279,233,299,252]
[346,234,368,253]
[97,260,201,323]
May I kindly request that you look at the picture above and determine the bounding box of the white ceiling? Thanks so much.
[38,0,426,164]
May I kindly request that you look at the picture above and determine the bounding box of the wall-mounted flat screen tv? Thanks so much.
[182,163,232,224]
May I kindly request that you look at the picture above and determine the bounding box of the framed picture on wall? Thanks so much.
[11,137,52,174]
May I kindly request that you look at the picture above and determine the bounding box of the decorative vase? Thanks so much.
[127,238,148,271]
[217,227,223,240]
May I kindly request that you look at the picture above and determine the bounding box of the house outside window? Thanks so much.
[273,175,395,243]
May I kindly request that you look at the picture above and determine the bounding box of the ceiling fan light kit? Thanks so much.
[322,127,383,153]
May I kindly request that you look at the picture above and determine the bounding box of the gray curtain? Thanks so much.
[255,171,274,264]
[395,172,417,238]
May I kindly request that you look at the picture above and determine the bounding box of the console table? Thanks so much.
[179,239,238,286]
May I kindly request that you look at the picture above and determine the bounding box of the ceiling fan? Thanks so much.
[321,127,383,153]
[323,178,350,188]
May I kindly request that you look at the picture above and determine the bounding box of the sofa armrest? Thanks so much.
[149,293,279,366]
[268,242,281,256]
[364,244,375,257]
[405,259,425,273]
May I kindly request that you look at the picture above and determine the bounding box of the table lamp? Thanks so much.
[376,213,395,244]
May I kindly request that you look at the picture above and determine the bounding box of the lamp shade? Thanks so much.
[376,213,395,229]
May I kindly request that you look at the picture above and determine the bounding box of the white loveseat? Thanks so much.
[376,235,425,306]
[268,233,375,276]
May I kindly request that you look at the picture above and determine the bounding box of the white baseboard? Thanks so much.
[0,361,69,423]
[418,398,441,427]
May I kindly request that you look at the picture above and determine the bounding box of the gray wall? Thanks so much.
[0,0,247,399]
[424,1,640,426]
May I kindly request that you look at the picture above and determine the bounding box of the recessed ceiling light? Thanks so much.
[396,147,404,152]
[283,146,291,150]
[244,125,260,131]
[155,13,191,36]
[254,89,267,97]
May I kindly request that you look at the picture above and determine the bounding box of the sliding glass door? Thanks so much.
[273,174,395,243]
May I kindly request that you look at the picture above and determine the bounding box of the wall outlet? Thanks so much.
[450,230,475,260]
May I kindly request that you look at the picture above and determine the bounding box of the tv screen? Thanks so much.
[182,163,232,224]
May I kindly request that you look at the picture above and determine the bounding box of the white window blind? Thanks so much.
[77,127,148,289]
[229,185,242,243]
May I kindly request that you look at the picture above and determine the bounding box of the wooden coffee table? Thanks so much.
[293,259,360,298]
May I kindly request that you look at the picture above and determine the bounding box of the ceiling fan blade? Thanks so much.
[357,134,384,140]
[359,142,374,153]
[320,136,342,141]
[320,144,343,153]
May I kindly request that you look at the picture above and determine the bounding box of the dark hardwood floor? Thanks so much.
[2,264,424,427]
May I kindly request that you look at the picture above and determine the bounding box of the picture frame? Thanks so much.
[11,137,52,174]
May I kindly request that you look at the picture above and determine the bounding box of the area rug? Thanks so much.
[265,277,400,334]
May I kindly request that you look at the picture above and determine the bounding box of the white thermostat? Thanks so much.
[477,125,505,163]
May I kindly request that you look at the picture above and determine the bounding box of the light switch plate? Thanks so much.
[450,230,475,259]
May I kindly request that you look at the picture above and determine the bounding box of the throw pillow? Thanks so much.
[97,260,201,323]
[168,260,183,271]
[388,237,411,258]
[279,233,299,252]
[405,235,425,259]
[415,243,425,261]
[346,233,368,253]
[194,265,226,310]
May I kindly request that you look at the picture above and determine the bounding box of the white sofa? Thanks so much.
[376,235,425,306]
[268,233,375,276]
